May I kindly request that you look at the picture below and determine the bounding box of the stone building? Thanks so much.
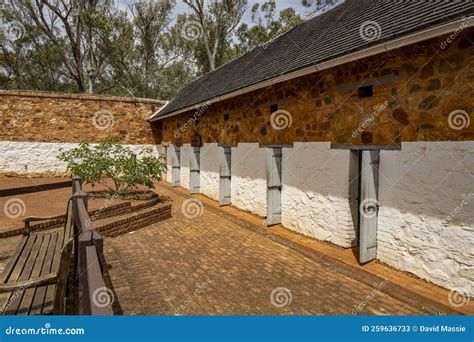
[149,1,474,294]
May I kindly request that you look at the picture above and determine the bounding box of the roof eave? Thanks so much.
[149,17,474,122]
[148,100,170,121]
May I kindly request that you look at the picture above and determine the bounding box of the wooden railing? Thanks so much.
[72,176,113,315]
[0,180,72,197]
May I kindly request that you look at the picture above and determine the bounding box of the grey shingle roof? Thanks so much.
[153,0,474,119]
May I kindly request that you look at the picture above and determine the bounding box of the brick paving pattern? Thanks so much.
[103,183,461,315]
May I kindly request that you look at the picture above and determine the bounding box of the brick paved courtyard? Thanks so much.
[103,183,463,315]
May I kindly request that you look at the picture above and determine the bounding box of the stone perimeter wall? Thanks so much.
[0,90,164,144]
[158,29,473,146]
[0,90,164,176]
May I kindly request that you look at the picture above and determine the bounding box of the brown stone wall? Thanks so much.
[0,90,165,144]
[158,28,474,146]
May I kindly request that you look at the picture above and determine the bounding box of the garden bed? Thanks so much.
[0,177,167,234]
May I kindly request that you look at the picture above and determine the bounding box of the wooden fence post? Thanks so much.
[72,175,83,193]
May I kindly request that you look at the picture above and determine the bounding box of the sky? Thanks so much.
[175,0,310,23]
[117,0,311,24]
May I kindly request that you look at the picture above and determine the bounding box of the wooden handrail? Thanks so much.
[72,176,113,316]
[76,197,92,233]
[85,246,113,315]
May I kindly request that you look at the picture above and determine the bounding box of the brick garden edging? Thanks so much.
[88,197,162,222]
[96,201,172,237]
[0,197,167,238]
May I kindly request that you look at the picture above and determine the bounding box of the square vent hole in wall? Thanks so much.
[224,113,230,121]
[358,85,373,98]
[270,104,278,113]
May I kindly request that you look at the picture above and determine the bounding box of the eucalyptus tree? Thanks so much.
[182,0,247,72]
[235,0,302,55]
[128,0,177,98]
[0,0,196,98]
[301,0,339,16]
[1,0,126,93]
[0,0,305,99]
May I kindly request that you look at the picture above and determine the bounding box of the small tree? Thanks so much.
[58,141,167,195]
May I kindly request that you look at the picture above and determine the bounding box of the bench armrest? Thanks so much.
[0,273,57,293]
[23,214,64,223]
[23,214,65,235]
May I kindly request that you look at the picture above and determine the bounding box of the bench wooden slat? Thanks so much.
[5,235,43,315]
[17,234,51,315]
[0,237,28,284]
[54,238,73,314]
[44,203,72,314]
[43,231,65,314]
[0,237,28,313]
[1,236,37,314]
[4,236,37,285]
[41,201,73,314]
[29,232,58,315]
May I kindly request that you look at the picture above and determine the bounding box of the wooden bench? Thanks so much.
[0,199,74,315]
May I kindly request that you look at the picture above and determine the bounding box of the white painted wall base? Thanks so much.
[180,144,191,191]
[231,143,267,217]
[164,145,172,183]
[281,142,357,248]
[378,141,474,295]
[200,143,220,201]
[0,141,160,176]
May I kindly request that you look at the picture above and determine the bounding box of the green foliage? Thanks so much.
[58,142,167,195]
[0,0,182,98]
[235,1,303,55]
[0,0,311,97]
[177,0,248,74]
[301,0,338,15]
